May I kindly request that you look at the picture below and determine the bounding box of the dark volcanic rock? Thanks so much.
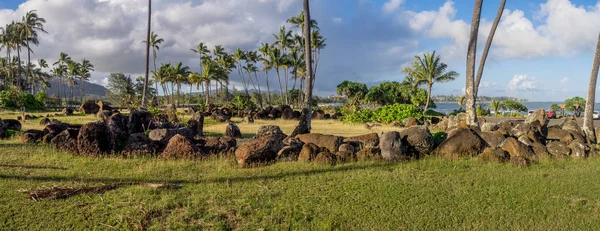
[77,122,112,157]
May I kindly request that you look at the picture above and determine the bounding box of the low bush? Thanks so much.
[343,104,422,124]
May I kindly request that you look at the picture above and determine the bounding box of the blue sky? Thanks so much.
[2,0,600,101]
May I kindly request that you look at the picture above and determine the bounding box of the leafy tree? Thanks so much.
[21,10,47,82]
[79,59,94,103]
[565,96,586,117]
[488,100,503,116]
[502,100,527,113]
[106,73,135,107]
[144,31,164,93]
[402,51,458,112]
[336,80,367,107]
[550,104,560,112]
[134,76,156,104]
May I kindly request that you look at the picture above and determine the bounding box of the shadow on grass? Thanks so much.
[0,162,395,185]
[0,164,67,170]
[0,143,35,148]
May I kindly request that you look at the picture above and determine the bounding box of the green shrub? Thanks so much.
[449,109,466,116]
[476,104,491,116]
[0,89,45,111]
[343,104,422,124]
[432,131,447,143]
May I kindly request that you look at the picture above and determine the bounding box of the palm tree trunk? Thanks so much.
[474,0,506,98]
[142,0,152,107]
[284,67,289,105]
[254,72,263,108]
[424,83,432,112]
[298,79,304,107]
[583,32,600,143]
[205,81,210,105]
[26,40,30,83]
[465,0,483,127]
[302,0,314,131]
[276,68,284,105]
[81,80,84,104]
[16,45,21,88]
[189,83,193,105]
[265,70,272,105]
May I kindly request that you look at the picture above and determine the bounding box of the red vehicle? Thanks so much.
[546,110,556,119]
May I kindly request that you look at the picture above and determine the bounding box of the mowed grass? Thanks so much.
[2,111,600,229]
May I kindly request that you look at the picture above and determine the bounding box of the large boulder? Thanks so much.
[77,122,112,157]
[43,122,69,136]
[547,127,573,143]
[500,137,537,161]
[525,109,549,127]
[203,137,237,155]
[188,112,204,136]
[315,152,337,166]
[122,133,158,158]
[106,114,130,152]
[343,133,379,149]
[478,147,510,163]
[128,110,154,134]
[298,143,320,162]
[496,120,515,136]
[277,138,304,161]
[403,117,419,127]
[255,125,286,141]
[447,113,468,129]
[39,117,51,126]
[295,133,343,153]
[398,125,434,157]
[509,122,545,144]
[546,141,571,158]
[79,100,100,114]
[281,107,295,120]
[211,110,231,122]
[161,134,203,159]
[357,147,381,161]
[290,109,311,136]
[235,136,284,167]
[50,128,79,154]
[481,123,498,133]
[225,122,242,138]
[2,119,21,131]
[569,141,587,158]
[97,101,112,111]
[311,110,326,120]
[19,129,43,144]
[62,108,73,116]
[435,127,486,160]
[477,131,505,148]
[380,132,409,161]
[41,133,55,144]
[148,128,194,144]
[165,104,179,123]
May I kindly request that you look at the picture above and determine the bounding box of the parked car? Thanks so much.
[546,110,556,119]
[594,111,599,120]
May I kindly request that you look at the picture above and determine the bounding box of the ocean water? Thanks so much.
[319,102,600,114]
[433,102,600,114]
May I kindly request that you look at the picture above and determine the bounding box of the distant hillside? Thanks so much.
[45,79,107,98]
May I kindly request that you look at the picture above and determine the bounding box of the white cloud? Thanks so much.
[405,0,600,60]
[480,81,499,88]
[560,77,570,84]
[383,0,405,14]
[332,17,342,24]
[507,74,540,91]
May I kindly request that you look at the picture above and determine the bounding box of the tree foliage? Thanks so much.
[336,80,367,106]
[502,100,527,112]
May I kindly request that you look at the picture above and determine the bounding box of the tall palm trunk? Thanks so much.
[298,78,304,107]
[583,32,600,143]
[26,40,30,83]
[205,81,210,105]
[265,70,272,105]
[275,68,284,105]
[254,71,263,108]
[465,0,483,126]
[424,83,432,112]
[302,0,314,131]
[284,67,289,105]
[16,45,21,88]
[142,0,152,107]
[474,0,506,98]
[80,80,84,104]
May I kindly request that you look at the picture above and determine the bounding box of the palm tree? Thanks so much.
[583,32,600,143]
[79,59,94,103]
[288,47,305,107]
[53,52,71,107]
[170,62,190,105]
[259,43,273,105]
[286,11,319,34]
[310,30,326,89]
[270,47,285,105]
[402,51,458,112]
[465,0,483,126]
[243,62,263,107]
[488,100,503,116]
[474,0,506,98]
[142,0,152,107]
[233,48,249,97]
[457,95,465,110]
[67,61,81,104]
[21,10,47,81]
[143,31,164,94]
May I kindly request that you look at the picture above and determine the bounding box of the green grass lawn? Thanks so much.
[2,111,600,230]
[2,140,600,230]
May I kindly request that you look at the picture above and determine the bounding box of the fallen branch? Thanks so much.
[19,183,182,201]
